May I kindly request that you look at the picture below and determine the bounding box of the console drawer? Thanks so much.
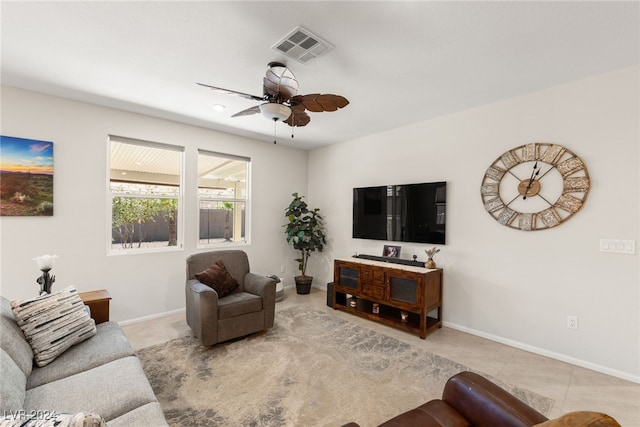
[361,267,384,285]
[361,283,386,300]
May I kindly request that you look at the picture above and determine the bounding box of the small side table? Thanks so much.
[79,289,111,324]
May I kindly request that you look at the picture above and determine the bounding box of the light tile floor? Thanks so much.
[123,288,640,426]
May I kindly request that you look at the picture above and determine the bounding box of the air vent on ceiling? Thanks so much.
[272,26,334,64]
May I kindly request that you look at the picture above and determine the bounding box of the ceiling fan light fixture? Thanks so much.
[260,103,291,121]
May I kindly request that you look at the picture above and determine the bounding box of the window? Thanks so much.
[108,136,184,253]
[198,150,249,246]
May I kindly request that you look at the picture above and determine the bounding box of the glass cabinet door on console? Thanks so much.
[335,262,359,291]
[388,270,423,309]
[332,258,443,339]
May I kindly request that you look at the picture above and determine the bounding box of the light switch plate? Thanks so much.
[600,239,636,254]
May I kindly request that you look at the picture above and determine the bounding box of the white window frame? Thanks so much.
[197,149,251,248]
[107,135,185,255]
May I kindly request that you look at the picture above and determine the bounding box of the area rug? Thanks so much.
[137,306,553,426]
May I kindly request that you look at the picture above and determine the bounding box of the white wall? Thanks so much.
[308,67,640,381]
[2,67,638,382]
[0,86,307,322]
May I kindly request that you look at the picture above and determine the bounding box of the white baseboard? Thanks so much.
[443,321,640,384]
[118,307,185,326]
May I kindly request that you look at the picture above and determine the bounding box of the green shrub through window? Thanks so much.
[109,136,183,252]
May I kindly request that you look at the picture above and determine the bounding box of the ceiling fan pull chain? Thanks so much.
[273,118,278,144]
[291,126,294,139]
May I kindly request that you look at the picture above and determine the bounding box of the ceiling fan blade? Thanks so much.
[292,94,349,112]
[197,83,264,101]
[284,106,310,127]
[263,64,299,100]
[231,105,261,117]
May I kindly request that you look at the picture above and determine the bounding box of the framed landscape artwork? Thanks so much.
[0,135,54,216]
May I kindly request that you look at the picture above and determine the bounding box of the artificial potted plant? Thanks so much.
[284,193,326,294]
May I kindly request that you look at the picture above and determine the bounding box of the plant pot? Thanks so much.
[295,276,313,294]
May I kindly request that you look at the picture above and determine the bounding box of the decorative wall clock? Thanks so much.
[481,143,590,231]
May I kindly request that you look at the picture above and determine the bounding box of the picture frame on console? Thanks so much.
[383,245,401,258]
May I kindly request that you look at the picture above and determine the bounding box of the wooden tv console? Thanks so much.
[332,257,443,339]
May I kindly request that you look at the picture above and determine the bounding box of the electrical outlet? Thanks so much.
[280,264,285,273]
[566,315,579,330]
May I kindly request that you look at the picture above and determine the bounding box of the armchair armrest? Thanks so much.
[533,412,620,427]
[443,371,548,427]
[244,273,275,296]
[533,411,621,427]
[185,279,220,346]
[243,273,276,329]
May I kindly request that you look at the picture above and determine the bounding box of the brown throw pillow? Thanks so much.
[195,260,239,297]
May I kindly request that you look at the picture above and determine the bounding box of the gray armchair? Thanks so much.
[185,250,276,346]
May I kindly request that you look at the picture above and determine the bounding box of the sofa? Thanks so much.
[343,371,620,427]
[0,295,167,426]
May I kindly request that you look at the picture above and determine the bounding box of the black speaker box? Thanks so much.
[326,282,334,307]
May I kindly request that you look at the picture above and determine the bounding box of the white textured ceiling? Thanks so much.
[2,1,638,150]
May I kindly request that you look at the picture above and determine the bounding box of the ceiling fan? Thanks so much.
[197,62,349,131]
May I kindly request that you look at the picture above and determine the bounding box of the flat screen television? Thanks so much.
[352,182,446,244]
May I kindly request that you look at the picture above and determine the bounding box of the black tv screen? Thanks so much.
[353,182,446,244]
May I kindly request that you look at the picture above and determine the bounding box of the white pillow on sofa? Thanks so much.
[11,286,96,367]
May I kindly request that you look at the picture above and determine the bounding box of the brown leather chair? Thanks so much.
[343,371,621,427]
[185,250,276,346]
